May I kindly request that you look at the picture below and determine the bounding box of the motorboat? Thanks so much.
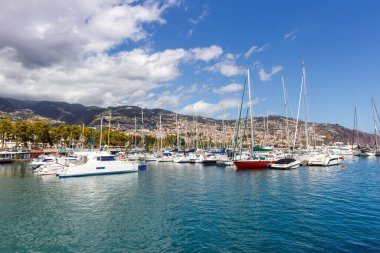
[157,151,174,162]
[30,155,56,169]
[271,158,300,170]
[58,152,138,178]
[308,152,343,166]
[353,147,375,156]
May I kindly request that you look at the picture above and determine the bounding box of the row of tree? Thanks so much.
[0,119,181,150]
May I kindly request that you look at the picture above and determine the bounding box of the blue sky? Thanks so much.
[0,0,379,131]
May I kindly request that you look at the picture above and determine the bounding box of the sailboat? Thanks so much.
[371,98,380,156]
[233,68,277,169]
[353,106,375,156]
[270,77,301,170]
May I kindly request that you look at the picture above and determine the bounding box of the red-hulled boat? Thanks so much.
[233,160,274,169]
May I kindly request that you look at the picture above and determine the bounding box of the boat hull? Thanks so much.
[234,160,273,169]
[271,162,300,170]
[58,161,138,178]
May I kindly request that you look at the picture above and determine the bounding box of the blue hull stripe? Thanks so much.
[59,170,137,178]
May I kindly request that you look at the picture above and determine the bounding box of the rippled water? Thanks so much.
[1,157,380,252]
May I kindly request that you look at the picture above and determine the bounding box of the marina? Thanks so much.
[1,0,380,252]
[1,157,380,252]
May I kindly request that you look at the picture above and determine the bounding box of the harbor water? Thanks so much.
[1,157,380,252]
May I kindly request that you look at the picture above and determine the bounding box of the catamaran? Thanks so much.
[57,152,138,178]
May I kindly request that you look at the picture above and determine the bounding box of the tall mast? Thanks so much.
[247,68,255,151]
[141,108,144,150]
[352,106,357,149]
[233,77,247,160]
[355,107,360,147]
[302,63,309,150]
[281,76,290,148]
[221,104,225,148]
[176,113,179,148]
[292,70,304,152]
[134,116,137,147]
[159,114,162,151]
[372,98,378,149]
[99,114,103,149]
[107,112,111,147]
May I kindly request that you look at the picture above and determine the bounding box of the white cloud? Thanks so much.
[189,45,223,62]
[206,59,244,77]
[214,83,243,94]
[180,98,240,118]
[284,29,298,41]
[244,43,269,59]
[258,66,283,82]
[0,0,179,66]
[0,47,187,107]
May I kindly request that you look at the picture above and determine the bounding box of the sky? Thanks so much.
[0,0,379,131]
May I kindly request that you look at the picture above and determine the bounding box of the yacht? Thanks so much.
[308,152,343,166]
[58,152,138,178]
[30,155,56,169]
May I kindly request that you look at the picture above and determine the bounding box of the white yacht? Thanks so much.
[30,155,56,169]
[308,152,343,166]
[57,153,138,178]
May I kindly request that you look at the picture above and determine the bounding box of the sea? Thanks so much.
[1,157,380,252]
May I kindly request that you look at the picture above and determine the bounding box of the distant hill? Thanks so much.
[0,97,376,145]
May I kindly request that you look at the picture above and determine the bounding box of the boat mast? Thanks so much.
[221,104,225,148]
[281,76,290,148]
[247,68,255,151]
[372,98,380,151]
[141,108,145,150]
[159,114,162,151]
[354,107,360,148]
[233,76,247,160]
[292,69,304,152]
[302,63,310,150]
[107,112,111,148]
[371,97,378,149]
[99,114,103,149]
[134,116,137,148]
[176,113,180,149]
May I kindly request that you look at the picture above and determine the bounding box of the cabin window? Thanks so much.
[100,156,116,161]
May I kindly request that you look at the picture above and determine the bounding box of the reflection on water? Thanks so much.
[1,160,380,252]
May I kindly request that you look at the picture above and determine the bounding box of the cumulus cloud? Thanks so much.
[214,83,243,94]
[180,98,240,118]
[244,43,269,59]
[0,46,187,107]
[0,0,178,67]
[0,0,234,109]
[258,66,283,82]
[205,56,244,77]
[189,45,223,62]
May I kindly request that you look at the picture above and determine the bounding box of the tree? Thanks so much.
[0,119,13,150]
[14,121,33,147]
[30,122,52,148]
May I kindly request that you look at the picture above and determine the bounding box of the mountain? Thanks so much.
[0,97,376,145]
